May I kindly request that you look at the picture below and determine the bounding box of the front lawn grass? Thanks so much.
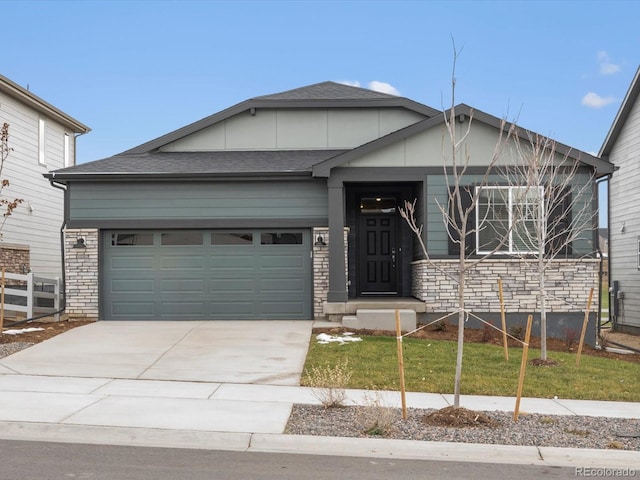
[302,336,639,402]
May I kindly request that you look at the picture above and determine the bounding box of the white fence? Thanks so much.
[1,272,62,321]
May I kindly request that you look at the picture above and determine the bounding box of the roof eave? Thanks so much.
[599,66,640,159]
[44,170,314,183]
[0,74,90,133]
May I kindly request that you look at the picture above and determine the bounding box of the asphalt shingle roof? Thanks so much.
[253,81,400,101]
[49,150,348,178]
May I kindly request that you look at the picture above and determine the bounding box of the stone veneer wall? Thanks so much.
[411,258,600,313]
[312,227,349,319]
[0,244,30,276]
[64,228,99,321]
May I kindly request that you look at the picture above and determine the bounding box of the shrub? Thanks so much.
[305,359,353,408]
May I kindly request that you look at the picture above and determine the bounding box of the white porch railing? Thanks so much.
[1,272,62,322]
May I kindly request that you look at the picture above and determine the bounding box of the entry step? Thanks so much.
[342,309,416,333]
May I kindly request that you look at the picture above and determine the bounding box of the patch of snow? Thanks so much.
[2,327,45,335]
[316,333,362,345]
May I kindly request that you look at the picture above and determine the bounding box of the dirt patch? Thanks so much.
[529,358,560,367]
[1,320,94,344]
[422,406,499,428]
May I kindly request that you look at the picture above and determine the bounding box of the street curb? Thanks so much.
[250,434,640,468]
[2,421,636,469]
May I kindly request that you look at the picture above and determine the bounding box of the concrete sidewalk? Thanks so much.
[0,374,638,469]
[0,320,638,468]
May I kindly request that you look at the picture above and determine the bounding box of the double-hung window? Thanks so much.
[476,186,544,254]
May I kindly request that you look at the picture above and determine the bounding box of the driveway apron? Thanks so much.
[0,321,313,386]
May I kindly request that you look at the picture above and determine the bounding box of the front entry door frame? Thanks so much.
[355,192,402,296]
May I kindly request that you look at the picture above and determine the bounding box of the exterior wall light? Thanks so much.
[314,235,326,246]
[73,237,86,249]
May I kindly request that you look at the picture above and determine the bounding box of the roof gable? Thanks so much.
[313,104,613,177]
[121,81,438,155]
[599,66,640,159]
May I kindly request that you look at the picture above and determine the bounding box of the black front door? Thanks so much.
[358,196,398,295]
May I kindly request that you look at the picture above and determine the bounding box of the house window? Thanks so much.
[38,118,46,166]
[476,186,543,254]
[63,133,71,168]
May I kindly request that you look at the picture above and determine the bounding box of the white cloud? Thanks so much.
[368,81,401,96]
[581,91,616,108]
[597,51,621,75]
[337,80,401,96]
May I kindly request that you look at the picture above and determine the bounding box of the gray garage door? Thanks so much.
[102,230,312,320]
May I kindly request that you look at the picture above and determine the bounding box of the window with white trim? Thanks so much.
[38,118,46,166]
[476,186,544,254]
[63,133,71,167]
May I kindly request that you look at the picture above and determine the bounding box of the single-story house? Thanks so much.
[599,65,640,335]
[46,81,612,343]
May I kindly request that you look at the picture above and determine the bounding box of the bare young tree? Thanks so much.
[0,123,23,234]
[502,133,597,361]
[400,51,517,408]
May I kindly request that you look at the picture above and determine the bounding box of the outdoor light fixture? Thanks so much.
[314,235,326,246]
[73,237,86,249]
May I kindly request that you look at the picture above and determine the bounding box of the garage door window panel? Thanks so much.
[261,232,303,245]
[161,231,204,246]
[112,233,154,246]
[212,233,253,245]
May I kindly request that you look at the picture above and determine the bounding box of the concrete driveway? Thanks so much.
[0,321,313,386]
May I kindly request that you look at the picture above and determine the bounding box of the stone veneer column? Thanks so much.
[312,227,349,320]
[312,227,329,319]
[64,228,99,321]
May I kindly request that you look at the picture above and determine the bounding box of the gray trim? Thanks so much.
[67,218,328,230]
[46,171,315,183]
[327,184,347,302]
[600,66,640,158]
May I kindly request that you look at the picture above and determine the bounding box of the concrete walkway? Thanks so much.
[0,321,638,469]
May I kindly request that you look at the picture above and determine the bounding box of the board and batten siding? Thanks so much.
[68,179,328,223]
[0,89,75,277]
[159,108,425,152]
[608,90,640,331]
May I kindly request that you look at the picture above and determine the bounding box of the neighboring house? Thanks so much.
[46,81,611,344]
[599,66,640,335]
[0,75,90,278]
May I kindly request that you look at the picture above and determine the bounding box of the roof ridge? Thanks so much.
[252,81,401,101]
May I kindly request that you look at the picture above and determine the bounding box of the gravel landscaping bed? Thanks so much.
[286,404,640,451]
[0,342,34,359]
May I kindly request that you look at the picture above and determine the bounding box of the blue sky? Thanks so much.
[4,0,640,225]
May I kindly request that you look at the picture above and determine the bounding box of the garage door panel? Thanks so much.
[112,302,156,316]
[209,279,256,294]
[161,255,207,270]
[261,301,306,315]
[160,279,205,293]
[111,279,155,293]
[103,229,311,320]
[160,301,206,316]
[111,256,154,270]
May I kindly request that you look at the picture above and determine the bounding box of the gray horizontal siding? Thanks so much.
[68,180,328,223]
[608,92,640,329]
